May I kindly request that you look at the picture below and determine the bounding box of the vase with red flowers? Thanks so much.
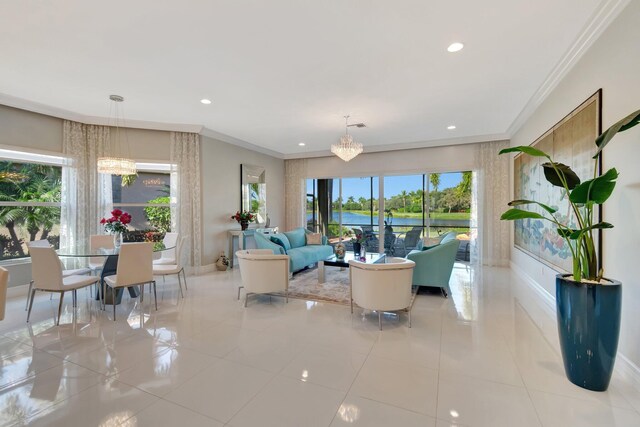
[100,209,132,249]
[231,211,255,230]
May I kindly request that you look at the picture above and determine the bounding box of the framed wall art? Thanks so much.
[513,90,602,272]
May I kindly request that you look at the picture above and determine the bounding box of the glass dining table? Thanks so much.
[57,244,175,305]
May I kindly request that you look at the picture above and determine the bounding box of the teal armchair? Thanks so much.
[406,238,460,297]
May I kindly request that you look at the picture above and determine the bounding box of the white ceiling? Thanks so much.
[0,0,615,157]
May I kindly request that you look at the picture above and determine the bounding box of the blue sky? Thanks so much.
[306,172,464,199]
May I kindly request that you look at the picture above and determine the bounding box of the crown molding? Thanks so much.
[0,92,203,133]
[506,0,631,137]
[283,133,510,160]
[199,127,284,158]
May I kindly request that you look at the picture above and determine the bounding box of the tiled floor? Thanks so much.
[1,263,640,426]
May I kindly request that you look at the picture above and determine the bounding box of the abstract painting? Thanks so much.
[514,91,601,272]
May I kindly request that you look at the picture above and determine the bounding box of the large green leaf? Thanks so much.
[500,209,547,221]
[499,146,550,158]
[541,162,581,189]
[568,222,614,239]
[569,168,619,204]
[508,199,558,215]
[557,228,576,238]
[595,109,640,157]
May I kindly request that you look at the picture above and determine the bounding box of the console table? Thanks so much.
[228,227,278,268]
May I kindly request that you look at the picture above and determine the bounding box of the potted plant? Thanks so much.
[499,109,640,391]
[231,211,255,230]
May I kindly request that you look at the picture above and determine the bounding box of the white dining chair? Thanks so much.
[349,257,416,330]
[25,240,91,310]
[89,234,115,273]
[236,249,289,307]
[152,236,188,298]
[0,267,7,321]
[103,242,156,321]
[153,232,179,265]
[27,247,100,326]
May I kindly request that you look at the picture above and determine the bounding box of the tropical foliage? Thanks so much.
[144,196,171,233]
[0,161,61,258]
[500,109,640,283]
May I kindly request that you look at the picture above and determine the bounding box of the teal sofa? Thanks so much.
[406,231,460,297]
[254,228,334,273]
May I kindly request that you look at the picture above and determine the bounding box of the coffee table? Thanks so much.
[318,252,386,284]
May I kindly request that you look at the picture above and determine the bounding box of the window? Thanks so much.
[111,163,172,239]
[0,149,63,261]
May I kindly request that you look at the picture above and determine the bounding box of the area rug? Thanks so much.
[278,267,351,305]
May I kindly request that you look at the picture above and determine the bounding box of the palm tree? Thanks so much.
[399,190,408,212]
[429,173,441,193]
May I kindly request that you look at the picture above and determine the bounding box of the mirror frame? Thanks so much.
[240,164,266,225]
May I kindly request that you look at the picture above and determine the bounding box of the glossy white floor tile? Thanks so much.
[349,355,439,416]
[329,395,437,426]
[227,375,345,427]
[120,399,223,427]
[163,358,273,423]
[0,263,638,427]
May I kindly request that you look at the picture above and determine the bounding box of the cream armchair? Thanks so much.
[236,249,289,307]
[349,257,416,330]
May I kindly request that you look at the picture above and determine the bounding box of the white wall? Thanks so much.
[200,135,285,266]
[510,1,640,368]
[304,141,486,179]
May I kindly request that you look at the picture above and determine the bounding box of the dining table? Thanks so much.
[57,243,175,305]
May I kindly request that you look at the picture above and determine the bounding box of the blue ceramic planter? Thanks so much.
[556,274,621,391]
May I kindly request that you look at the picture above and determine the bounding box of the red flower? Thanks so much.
[120,213,132,225]
[100,218,106,224]
[107,217,116,223]
[111,209,123,217]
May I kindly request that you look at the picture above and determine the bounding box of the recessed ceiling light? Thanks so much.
[447,42,464,53]
[298,142,306,146]
[200,98,212,105]
[447,125,456,130]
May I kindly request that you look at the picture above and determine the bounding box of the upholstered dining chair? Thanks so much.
[27,247,99,326]
[152,236,188,298]
[89,234,115,274]
[349,257,416,330]
[25,240,91,310]
[0,267,7,321]
[103,242,156,321]
[153,232,179,265]
[236,249,289,307]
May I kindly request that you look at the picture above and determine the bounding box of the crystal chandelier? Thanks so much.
[331,115,363,162]
[97,95,137,175]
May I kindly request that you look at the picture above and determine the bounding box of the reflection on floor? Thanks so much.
[1,263,640,426]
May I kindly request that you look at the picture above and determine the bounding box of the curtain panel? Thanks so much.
[471,140,510,267]
[170,132,202,270]
[60,121,112,254]
[284,159,307,230]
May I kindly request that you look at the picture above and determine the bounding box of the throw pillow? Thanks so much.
[306,232,322,245]
[270,233,291,251]
[284,228,307,248]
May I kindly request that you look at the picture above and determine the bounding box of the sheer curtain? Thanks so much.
[471,140,510,267]
[60,121,112,254]
[284,159,307,230]
[170,132,202,270]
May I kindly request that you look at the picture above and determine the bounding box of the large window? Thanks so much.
[0,149,63,261]
[306,171,473,258]
[111,163,172,238]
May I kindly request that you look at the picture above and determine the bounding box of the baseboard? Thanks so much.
[510,260,640,392]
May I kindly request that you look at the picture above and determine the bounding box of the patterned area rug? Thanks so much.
[281,267,351,305]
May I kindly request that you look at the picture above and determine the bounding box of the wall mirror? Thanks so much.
[241,164,266,225]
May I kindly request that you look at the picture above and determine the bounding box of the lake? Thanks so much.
[307,211,470,228]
